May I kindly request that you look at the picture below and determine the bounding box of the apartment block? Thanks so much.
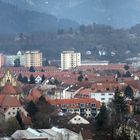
[0,53,5,67]
[24,51,42,67]
[61,51,81,70]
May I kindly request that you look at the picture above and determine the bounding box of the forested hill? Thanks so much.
[2,0,140,28]
[1,23,140,63]
[0,0,78,34]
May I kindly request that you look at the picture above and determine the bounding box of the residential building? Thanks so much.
[24,50,42,67]
[0,53,5,68]
[5,55,16,66]
[11,127,83,140]
[48,98,101,118]
[0,95,28,122]
[5,51,25,66]
[61,51,81,70]
[81,60,109,66]
[0,69,17,87]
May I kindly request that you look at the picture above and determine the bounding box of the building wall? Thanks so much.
[0,70,17,86]
[61,103,99,118]
[0,53,5,67]
[90,92,114,104]
[61,51,81,70]
[24,51,42,67]
[69,115,89,124]
[5,106,28,121]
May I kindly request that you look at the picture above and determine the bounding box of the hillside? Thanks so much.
[1,23,140,63]
[2,0,140,28]
[0,0,78,34]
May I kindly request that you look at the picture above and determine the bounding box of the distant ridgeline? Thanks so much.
[0,0,78,34]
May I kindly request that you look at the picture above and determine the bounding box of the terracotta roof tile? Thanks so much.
[47,98,101,109]
[0,82,17,95]
[0,95,21,107]
[26,88,42,102]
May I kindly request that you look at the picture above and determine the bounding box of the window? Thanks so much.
[13,112,15,115]
[91,103,96,107]
[80,103,85,108]
[101,98,105,100]
[8,112,11,115]
[101,93,105,96]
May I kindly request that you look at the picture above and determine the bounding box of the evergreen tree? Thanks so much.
[14,58,20,67]
[29,66,35,72]
[29,74,35,84]
[124,65,129,71]
[124,85,133,99]
[114,89,128,121]
[26,101,38,117]
[96,103,108,129]
[22,76,28,84]
[77,74,84,82]
[17,73,23,82]
[41,74,45,83]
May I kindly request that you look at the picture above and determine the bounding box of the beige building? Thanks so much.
[24,51,42,67]
[0,53,5,68]
[61,51,81,70]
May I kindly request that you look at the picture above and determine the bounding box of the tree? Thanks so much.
[124,71,131,77]
[14,58,20,67]
[29,74,35,84]
[41,74,45,83]
[4,117,21,136]
[77,74,84,82]
[124,85,133,99]
[96,103,109,129]
[29,66,35,72]
[124,65,129,71]
[17,73,23,82]
[33,112,51,129]
[22,76,28,84]
[113,89,128,121]
[26,101,38,117]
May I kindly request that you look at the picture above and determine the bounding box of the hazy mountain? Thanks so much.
[2,0,140,28]
[0,0,78,34]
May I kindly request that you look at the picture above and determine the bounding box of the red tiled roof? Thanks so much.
[0,95,21,107]
[26,88,42,102]
[47,98,101,108]
[1,83,17,95]
[0,82,17,95]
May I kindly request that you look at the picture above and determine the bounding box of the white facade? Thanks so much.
[35,75,42,84]
[90,91,114,104]
[68,114,90,124]
[61,51,81,70]
[11,127,83,140]
[4,106,28,121]
[5,51,25,66]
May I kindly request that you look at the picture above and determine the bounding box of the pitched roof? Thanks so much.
[26,88,42,102]
[0,95,21,107]
[47,98,101,108]
[0,82,17,95]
